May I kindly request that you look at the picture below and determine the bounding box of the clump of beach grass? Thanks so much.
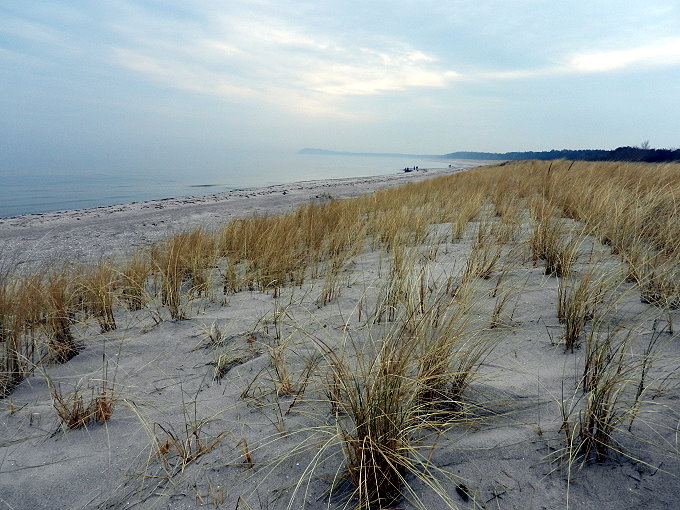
[557,328,638,467]
[292,289,493,509]
[415,298,493,424]
[151,234,190,320]
[557,270,606,352]
[461,241,502,282]
[81,262,118,333]
[43,269,79,363]
[120,251,150,311]
[638,255,679,309]
[312,328,425,508]
[47,357,116,430]
[1,276,22,395]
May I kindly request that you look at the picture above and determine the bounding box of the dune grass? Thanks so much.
[1,159,679,508]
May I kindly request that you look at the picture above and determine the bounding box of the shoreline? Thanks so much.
[0,164,484,269]
[1,159,677,509]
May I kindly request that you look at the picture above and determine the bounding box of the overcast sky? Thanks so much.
[2,1,679,175]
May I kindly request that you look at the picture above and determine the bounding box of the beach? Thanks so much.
[0,165,479,270]
[0,160,678,510]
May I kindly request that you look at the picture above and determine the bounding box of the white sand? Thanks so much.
[0,162,678,510]
[0,165,481,270]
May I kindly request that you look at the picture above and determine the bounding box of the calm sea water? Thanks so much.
[0,152,462,218]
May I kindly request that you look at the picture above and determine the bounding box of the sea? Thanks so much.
[0,152,466,219]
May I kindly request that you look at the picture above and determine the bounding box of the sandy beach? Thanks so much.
[0,165,480,270]
[0,160,678,510]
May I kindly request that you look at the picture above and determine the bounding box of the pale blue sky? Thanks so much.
[2,1,679,176]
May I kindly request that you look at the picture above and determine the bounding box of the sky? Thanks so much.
[1,0,680,176]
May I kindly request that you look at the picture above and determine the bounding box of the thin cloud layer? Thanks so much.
[568,37,680,73]
[106,7,680,114]
[1,0,679,159]
[111,15,459,116]
[474,37,680,82]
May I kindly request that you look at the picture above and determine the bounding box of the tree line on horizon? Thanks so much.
[300,146,680,163]
[444,146,680,163]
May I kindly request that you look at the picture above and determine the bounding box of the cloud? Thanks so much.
[567,37,680,72]
[8,1,678,121]
[0,15,83,58]
[302,48,459,96]
[109,11,458,117]
[470,37,680,83]
[110,4,679,116]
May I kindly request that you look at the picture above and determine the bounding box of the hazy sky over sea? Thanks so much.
[2,1,679,177]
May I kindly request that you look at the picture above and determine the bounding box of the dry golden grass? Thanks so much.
[313,326,427,508]
[0,276,21,394]
[119,251,150,311]
[43,269,79,363]
[2,159,679,509]
[81,262,118,333]
[557,270,605,352]
[556,323,664,468]
[47,358,116,430]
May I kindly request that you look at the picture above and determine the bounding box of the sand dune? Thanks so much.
[1,160,678,510]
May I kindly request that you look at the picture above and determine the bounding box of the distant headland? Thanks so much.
[300,146,680,163]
